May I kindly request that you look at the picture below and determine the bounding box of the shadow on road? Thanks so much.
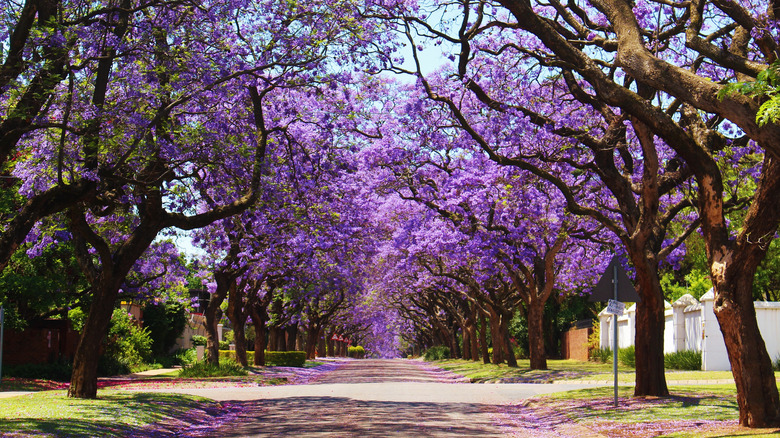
[314,360,460,384]
[178,396,506,437]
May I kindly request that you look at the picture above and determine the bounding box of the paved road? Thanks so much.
[158,359,605,437]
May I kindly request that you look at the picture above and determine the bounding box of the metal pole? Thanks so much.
[0,306,4,383]
[613,264,619,408]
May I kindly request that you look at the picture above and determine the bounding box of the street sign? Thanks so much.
[605,299,625,316]
[589,256,640,302]
[0,306,4,381]
[588,255,640,409]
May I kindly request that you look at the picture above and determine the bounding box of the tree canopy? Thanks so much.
[2,0,780,426]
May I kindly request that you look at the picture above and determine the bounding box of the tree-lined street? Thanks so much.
[136,359,606,437]
[1,0,780,432]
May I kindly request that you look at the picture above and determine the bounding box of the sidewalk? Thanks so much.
[124,367,181,377]
[554,379,738,385]
[0,391,33,399]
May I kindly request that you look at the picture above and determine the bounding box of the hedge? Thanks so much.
[219,350,307,367]
[348,345,365,358]
[265,351,307,367]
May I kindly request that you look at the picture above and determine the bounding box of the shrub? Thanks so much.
[348,345,365,358]
[217,350,306,367]
[68,308,87,332]
[155,348,197,367]
[423,346,451,361]
[513,345,528,360]
[3,359,72,381]
[176,348,198,366]
[265,351,307,367]
[98,308,153,375]
[191,335,207,346]
[618,345,635,368]
[665,350,702,370]
[219,350,255,364]
[590,347,612,363]
[72,307,154,376]
[587,319,601,351]
[179,359,247,378]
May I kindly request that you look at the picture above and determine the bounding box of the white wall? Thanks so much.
[699,290,730,371]
[663,306,674,354]
[599,290,780,371]
[756,301,780,365]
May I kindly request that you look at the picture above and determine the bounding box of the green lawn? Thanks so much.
[0,391,220,437]
[432,358,780,383]
[529,385,780,437]
[431,359,780,437]
[3,359,779,438]
[434,358,635,382]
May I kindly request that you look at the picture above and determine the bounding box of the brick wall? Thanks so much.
[2,320,79,365]
[562,326,592,361]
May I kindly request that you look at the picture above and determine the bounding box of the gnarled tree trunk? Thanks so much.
[68,278,121,398]
[707,155,780,426]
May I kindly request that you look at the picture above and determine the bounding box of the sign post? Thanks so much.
[611,263,618,408]
[589,256,640,408]
[0,306,4,382]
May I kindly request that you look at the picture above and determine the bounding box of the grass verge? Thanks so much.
[432,358,780,383]
[522,384,780,438]
[0,390,220,437]
[433,358,634,382]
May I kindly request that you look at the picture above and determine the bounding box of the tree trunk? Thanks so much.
[68,280,119,398]
[450,326,461,359]
[317,335,326,358]
[462,325,471,360]
[204,273,232,366]
[66,206,162,398]
[707,155,780,426]
[285,324,298,351]
[226,280,247,367]
[465,304,479,361]
[248,294,269,366]
[500,312,518,368]
[327,331,335,356]
[527,300,547,370]
[630,252,669,397]
[232,319,248,367]
[715,283,780,426]
[479,313,490,364]
[489,308,503,364]
[252,320,267,366]
[267,326,279,351]
[468,323,479,362]
[305,323,320,359]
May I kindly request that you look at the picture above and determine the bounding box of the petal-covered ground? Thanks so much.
[5,359,778,437]
[492,397,745,438]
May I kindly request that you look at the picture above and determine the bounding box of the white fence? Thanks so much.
[599,289,780,371]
